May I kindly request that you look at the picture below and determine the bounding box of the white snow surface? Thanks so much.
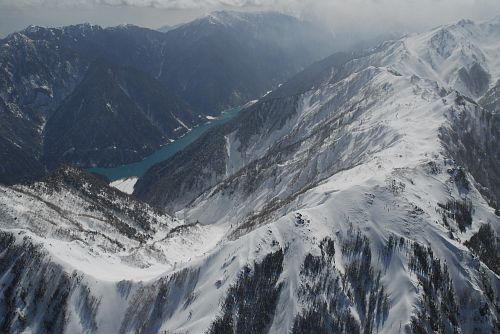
[110,177,138,195]
[0,181,226,282]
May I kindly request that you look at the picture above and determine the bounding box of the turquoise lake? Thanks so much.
[88,107,241,181]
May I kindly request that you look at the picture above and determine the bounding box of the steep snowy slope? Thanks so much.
[0,18,499,334]
[0,167,232,333]
[1,167,191,280]
[133,17,500,333]
[136,16,500,214]
[362,17,500,98]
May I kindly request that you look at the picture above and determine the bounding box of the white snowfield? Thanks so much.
[0,17,499,334]
[110,177,138,195]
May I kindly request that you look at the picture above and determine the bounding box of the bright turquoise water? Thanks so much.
[88,107,241,181]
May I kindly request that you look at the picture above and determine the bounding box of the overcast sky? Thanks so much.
[1,0,500,40]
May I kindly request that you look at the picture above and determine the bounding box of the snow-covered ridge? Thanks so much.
[370,16,500,98]
[140,16,499,332]
[0,167,224,282]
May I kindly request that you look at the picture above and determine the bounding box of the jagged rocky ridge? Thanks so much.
[0,17,499,334]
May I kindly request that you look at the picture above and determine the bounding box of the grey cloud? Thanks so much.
[0,0,280,9]
[1,0,500,44]
[2,0,500,11]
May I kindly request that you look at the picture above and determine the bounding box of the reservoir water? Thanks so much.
[88,107,241,181]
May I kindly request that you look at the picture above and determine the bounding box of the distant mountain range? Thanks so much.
[0,11,335,184]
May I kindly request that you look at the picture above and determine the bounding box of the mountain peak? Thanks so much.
[207,10,248,25]
[456,18,475,27]
[24,24,46,34]
[202,10,297,27]
[488,14,500,24]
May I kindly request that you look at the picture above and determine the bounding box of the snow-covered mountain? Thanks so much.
[0,17,499,334]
